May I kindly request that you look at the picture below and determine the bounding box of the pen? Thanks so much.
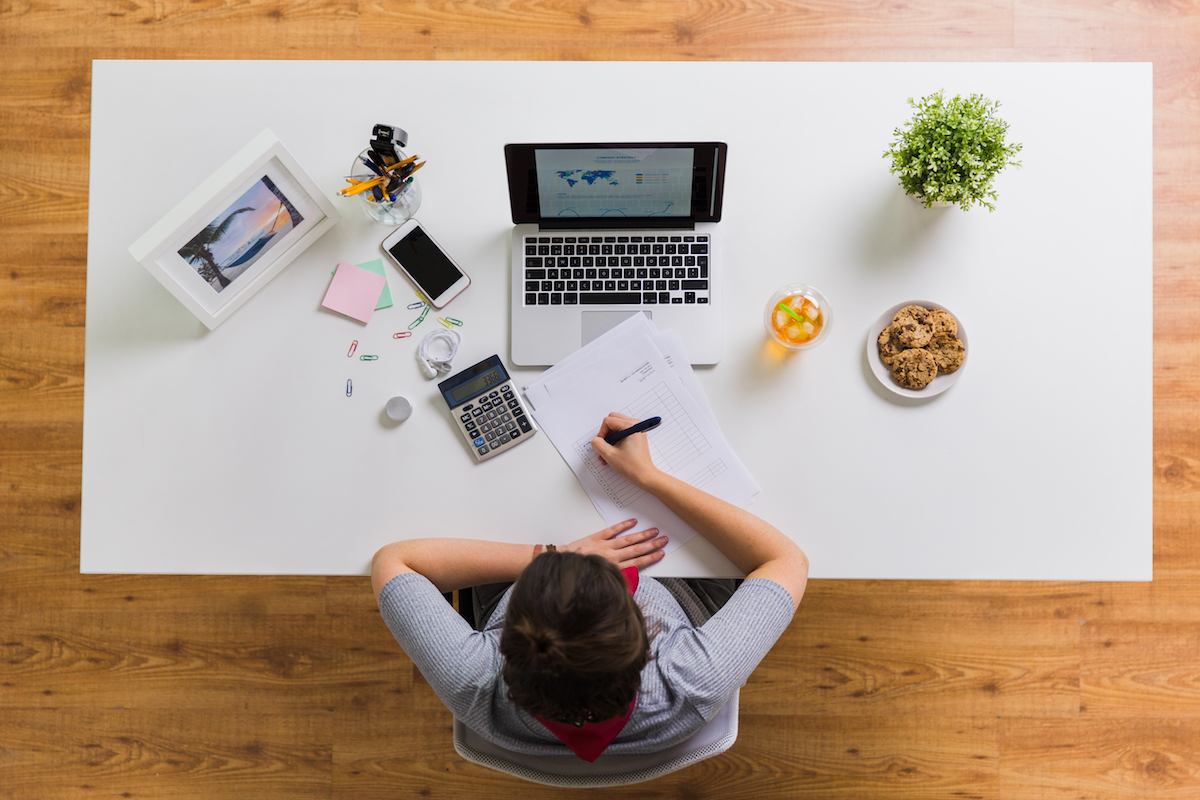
[603,416,662,446]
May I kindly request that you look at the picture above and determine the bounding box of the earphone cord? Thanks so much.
[417,329,461,378]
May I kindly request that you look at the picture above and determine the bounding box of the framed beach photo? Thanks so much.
[129,129,339,330]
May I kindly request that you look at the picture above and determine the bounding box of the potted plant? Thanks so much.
[884,90,1022,211]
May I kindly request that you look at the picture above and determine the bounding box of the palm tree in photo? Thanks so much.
[178,206,254,290]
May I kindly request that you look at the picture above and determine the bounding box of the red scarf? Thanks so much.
[533,566,639,762]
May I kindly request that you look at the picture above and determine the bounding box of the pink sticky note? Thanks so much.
[321,261,388,324]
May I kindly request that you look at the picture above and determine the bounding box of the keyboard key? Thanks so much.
[644,293,657,304]
[694,243,708,253]
[580,292,641,304]
[546,268,558,279]
[526,268,546,279]
[659,292,670,303]
[585,268,597,279]
[557,257,568,268]
[541,281,552,291]
[525,292,536,304]
[525,245,536,255]
[672,297,683,304]
[683,279,708,290]
[579,280,590,291]
[669,235,681,242]
[573,269,584,279]
[650,268,660,278]
[685,292,696,303]
[656,280,667,290]
[526,257,542,268]
[688,268,699,278]
[605,280,616,291]
[698,297,709,304]
[564,293,578,304]
[566,280,578,291]
[537,293,549,305]
[669,280,680,290]
[551,293,562,305]
[538,245,549,255]
[525,281,538,292]
[630,280,641,290]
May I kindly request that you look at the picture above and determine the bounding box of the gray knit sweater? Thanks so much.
[378,573,795,755]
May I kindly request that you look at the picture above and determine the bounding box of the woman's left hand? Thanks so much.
[565,519,668,571]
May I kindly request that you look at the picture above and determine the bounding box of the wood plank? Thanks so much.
[1015,0,1200,49]
[1001,718,1200,799]
[0,328,83,421]
[0,52,92,140]
[359,0,1016,52]
[1081,622,1200,717]
[0,0,359,51]
[0,140,89,235]
[0,610,410,710]
[0,234,87,327]
[1,708,333,800]
[743,615,1080,717]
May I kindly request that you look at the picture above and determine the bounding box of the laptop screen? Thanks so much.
[533,147,693,219]
[505,142,726,228]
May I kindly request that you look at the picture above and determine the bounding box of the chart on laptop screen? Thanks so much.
[535,147,693,218]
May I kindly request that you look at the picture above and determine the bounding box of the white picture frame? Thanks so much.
[128,128,340,330]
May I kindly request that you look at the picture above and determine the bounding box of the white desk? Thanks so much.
[82,61,1152,579]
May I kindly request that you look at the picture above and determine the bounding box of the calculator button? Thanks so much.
[490,391,500,397]
[477,445,489,455]
[486,431,497,441]
[471,408,482,417]
[517,416,532,432]
[465,421,476,431]
[473,436,485,447]
[507,399,519,409]
[509,429,520,439]
[499,434,510,445]
[460,413,471,423]
[513,407,524,417]
[487,411,497,420]
[506,421,517,431]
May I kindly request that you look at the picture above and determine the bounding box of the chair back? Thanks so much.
[452,690,739,788]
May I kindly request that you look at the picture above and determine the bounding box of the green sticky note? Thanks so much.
[356,259,393,310]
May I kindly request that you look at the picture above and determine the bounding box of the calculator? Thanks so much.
[438,354,538,461]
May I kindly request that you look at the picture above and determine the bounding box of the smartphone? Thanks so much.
[381,219,471,308]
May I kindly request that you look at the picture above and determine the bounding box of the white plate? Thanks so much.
[867,300,968,398]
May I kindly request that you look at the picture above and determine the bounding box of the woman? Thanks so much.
[371,412,809,760]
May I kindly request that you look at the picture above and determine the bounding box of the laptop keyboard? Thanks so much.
[522,233,710,306]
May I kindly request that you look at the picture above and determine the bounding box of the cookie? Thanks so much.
[892,312,932,349]
[925,308,958,337]
[891,348,938,390]
[927,333,965,373]
[877,324,905,366]
[896,305,930,324]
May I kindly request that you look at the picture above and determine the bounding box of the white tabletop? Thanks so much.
[82,60,1152,579]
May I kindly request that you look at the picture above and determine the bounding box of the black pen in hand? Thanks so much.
[604,416,662,445]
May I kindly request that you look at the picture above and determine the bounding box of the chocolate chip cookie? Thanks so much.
[925,308,958,337]
[891,348,938,390]
[877,324,905,366]
[892,311,933,349]
[926,333,966,373]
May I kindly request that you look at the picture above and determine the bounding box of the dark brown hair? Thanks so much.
[499,551,650,726]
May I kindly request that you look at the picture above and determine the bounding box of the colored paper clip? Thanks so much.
[406,301,425,310]
[393,331,412,339]
[347,340,358,357]
[407,304,431,330]
[360,354,379,361]
[346,379,353,397]
[438,317,454,329]
[444,317,463,327]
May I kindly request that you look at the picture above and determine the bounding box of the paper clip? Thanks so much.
[360,354,379,361]
[347,340,358,357]
[438,317,454,329]
[406,301,425,310]
[445,317,463,327]
[346,379,353,397]
[407,304,431,330]
[393,331,412,339]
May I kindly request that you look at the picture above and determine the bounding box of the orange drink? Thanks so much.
[764,284,832,350]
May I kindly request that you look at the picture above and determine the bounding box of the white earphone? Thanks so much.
[417,329,461,378]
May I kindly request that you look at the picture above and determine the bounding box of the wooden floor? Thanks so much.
[2,2,1198,798]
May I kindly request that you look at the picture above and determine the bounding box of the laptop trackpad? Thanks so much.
[581,310,652,346]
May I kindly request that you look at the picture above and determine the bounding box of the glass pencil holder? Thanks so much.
[349,148,423,225]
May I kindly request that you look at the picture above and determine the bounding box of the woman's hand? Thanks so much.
[565,518,668,570]
[591,412,662,489]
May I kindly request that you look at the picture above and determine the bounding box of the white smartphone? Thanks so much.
[381,218,471,308]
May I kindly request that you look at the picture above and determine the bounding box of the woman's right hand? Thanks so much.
[591,412,661,489]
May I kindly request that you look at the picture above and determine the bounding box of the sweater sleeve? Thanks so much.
[377,572,503,719]
[655,578,796,721]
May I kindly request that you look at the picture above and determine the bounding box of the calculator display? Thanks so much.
[449,369,502,404]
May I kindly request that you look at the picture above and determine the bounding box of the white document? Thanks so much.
[524,315,759,553]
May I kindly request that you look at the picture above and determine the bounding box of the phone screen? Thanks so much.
[386,225,464,299]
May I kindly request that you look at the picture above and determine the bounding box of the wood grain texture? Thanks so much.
[2,1,1199,798]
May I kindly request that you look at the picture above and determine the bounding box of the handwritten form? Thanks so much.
[523,314,759,554]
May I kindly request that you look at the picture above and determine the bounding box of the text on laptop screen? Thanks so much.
[534,147,694,219]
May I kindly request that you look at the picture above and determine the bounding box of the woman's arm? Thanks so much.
[591,412,810,609]
[370,518,671,599]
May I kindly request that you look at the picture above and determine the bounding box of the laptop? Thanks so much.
[505,142,727,366]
